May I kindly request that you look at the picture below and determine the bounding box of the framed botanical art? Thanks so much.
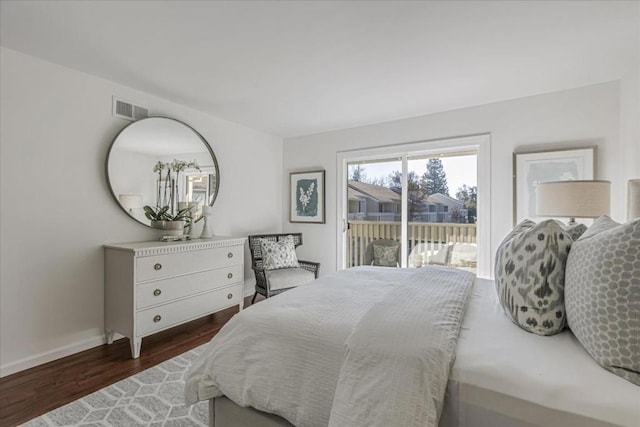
[513,147,595,225]
[290,170,325,223]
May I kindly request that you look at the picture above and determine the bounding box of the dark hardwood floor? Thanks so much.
[0,296,260,427]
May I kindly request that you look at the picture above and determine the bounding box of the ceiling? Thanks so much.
[1,1,638,138]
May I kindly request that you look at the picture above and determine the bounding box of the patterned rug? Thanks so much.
[23,345,209,427]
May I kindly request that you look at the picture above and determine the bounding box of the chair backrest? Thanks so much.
[363,238,401,266]
[247,233,303,270]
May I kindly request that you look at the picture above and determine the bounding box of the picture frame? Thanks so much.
[513,147,595,225]
[290,170,325,223]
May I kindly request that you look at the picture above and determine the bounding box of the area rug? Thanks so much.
[23,344,209,427]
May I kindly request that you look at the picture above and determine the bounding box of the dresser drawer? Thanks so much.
[136,284,242,336]
[136,264,244,309]
[136,245,243,282]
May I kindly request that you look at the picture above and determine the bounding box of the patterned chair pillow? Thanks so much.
[259,235,299,270]
[373,243,400,267]
[565,216,640,385]
[495,219,574,335]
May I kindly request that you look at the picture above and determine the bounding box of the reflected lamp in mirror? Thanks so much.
[119,194,143,222]
[536,180,611,225]
[118,194,142,213]
[629,179,640,221]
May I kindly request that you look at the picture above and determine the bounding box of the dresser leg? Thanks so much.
[130,338,142,359]
[106,330,115,345]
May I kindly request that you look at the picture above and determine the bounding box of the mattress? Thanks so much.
[210,276,639,427]
[441,278,640,427]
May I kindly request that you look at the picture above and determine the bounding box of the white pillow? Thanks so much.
[260,235,299,270]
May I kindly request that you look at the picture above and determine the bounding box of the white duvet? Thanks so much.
[185,266,475,427]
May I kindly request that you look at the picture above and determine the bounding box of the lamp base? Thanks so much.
[568,217,577,226]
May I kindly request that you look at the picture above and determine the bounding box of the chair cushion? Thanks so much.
[266,267,316,291]
[260,235,299,270]
[373,243,400,267]
[565,216,640,385]
[449,243,477,268]
[494,219,573,336]
[427,244,452,266]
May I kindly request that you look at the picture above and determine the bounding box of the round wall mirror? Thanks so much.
[106,117,219,227]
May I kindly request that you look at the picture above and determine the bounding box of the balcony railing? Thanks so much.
[347,220,477,268]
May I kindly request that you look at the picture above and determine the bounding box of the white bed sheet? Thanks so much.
[446,278,640,427]
[205,275,640,427]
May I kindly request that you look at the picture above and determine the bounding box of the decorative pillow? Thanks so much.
[575,215,619,241]
[494,219,574,335]
[260,235,299,270]
[565,216,640,385]
[563,223,588,241]
[373,243,400,267]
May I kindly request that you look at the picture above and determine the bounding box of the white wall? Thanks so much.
[283,81,632,276]
[0,48,284,376]
[620,56,640,217]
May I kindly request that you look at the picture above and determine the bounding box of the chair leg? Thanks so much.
[251,292,258,304]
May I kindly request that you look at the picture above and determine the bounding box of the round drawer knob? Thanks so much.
[153,289,162,296]
[227,273,233,279]
[153,315,162,323]
[154,263,162,271]
[227,252,233,258]
[227,293,233,300]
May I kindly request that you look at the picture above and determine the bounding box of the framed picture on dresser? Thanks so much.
[513,146,595,225]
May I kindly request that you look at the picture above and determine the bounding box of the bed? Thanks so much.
[185,266,640,427]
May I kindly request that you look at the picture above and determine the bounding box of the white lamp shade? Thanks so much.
[629,179,640,221]
[536,180,610,219]
[118,194,142,211]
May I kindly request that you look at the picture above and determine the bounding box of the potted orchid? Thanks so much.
[143,159,200,236]
[143,205,194,235]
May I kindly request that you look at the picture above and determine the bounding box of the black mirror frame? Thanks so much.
[105,117,220,228]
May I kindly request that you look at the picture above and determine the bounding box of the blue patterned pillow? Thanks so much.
[260,235,299,270]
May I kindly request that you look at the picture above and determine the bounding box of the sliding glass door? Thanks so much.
[338,135,488,276]
[346,158,403,268]
[405,153,477,272]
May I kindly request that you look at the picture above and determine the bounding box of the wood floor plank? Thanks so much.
[0,296,259,427]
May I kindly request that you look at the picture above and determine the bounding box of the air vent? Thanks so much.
[112,96,150,121]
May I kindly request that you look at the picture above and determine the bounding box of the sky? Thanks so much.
[351,154,477,196]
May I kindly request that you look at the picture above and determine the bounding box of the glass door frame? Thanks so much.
[336,133,492,278]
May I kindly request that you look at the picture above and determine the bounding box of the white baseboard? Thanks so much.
[0,331,115,378]
[0,284,255,378]
[244,280,255,298]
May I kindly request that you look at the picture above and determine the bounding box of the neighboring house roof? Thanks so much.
[426,193,464,207]
[347,181,467,208]
[348,180,401,203]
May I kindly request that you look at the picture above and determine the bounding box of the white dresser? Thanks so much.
[104,237,246,358]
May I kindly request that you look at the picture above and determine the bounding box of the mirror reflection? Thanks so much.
[107,117,219,227]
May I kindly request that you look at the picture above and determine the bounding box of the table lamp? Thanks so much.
[536,180,610,225]
[118,194,143,214]
[629,179,640,221]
